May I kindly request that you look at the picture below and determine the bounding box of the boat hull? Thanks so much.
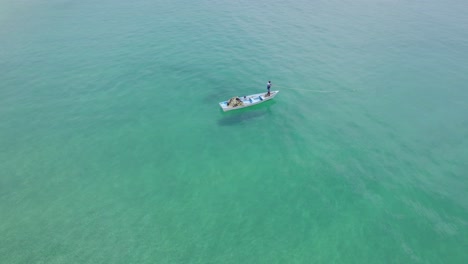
[219,91,279,111]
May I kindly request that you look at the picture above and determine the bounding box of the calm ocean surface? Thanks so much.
[1,0,467,263]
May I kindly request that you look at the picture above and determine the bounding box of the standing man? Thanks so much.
[266,80,272,96]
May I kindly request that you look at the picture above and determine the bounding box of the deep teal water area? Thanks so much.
[1,0,467,263]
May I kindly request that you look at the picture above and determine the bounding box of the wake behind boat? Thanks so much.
[219,91,279,111]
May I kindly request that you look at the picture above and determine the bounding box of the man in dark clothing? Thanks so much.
[266,81,272,96]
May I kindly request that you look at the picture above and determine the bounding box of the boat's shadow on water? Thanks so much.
[217,101,276,126]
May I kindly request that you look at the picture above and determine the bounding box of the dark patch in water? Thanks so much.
[217,101,276,126]
[218,110,267,126]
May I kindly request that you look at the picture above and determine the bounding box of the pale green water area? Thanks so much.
[1,0,468,263]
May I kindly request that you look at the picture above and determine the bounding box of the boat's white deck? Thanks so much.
[219,91,279,111]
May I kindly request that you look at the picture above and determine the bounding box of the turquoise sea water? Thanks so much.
[1,0,467,263]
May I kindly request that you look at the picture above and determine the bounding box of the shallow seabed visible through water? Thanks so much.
[1,0,467,263]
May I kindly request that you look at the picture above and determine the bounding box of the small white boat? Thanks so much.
[219,91,279,111]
